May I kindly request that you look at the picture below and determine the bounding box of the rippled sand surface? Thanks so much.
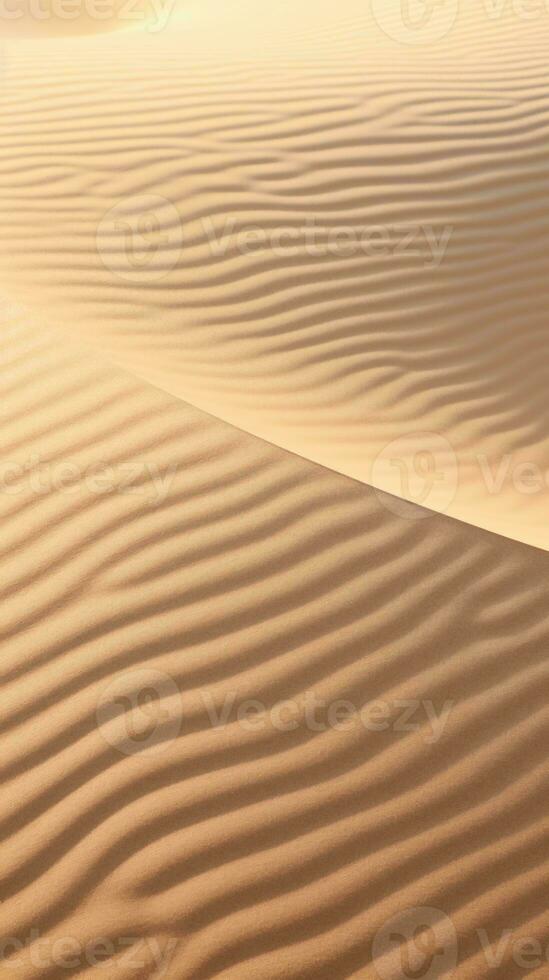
[1,1,549,977]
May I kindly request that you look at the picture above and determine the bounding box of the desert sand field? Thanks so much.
[1,1,549,978]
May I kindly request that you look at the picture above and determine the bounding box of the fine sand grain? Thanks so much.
[1,1,549,977]
[1,0,549,545]
[0,309,548,978]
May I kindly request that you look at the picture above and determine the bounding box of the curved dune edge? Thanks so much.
[12,305,549,556]
[1,306,549,979]
[1,0,549,548]
[4,289,549,553]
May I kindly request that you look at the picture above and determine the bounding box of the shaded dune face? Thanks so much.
[0,313,549,979]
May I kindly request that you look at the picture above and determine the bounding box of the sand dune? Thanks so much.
[0,309,548,978]
[1,0,549,545]
[1,1,549,977]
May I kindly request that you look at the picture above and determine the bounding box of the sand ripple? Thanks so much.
[0,312,548,977]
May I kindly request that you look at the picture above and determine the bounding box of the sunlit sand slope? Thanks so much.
[1,0,549,545]
[1,310,549,978]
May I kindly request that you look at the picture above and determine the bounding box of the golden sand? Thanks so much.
[1,1,549,977]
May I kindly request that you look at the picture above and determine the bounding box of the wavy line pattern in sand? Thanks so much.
[0,310,548,978]
[1,0,549,545]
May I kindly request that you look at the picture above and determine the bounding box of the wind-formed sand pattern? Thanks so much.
[1,1,549,978]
